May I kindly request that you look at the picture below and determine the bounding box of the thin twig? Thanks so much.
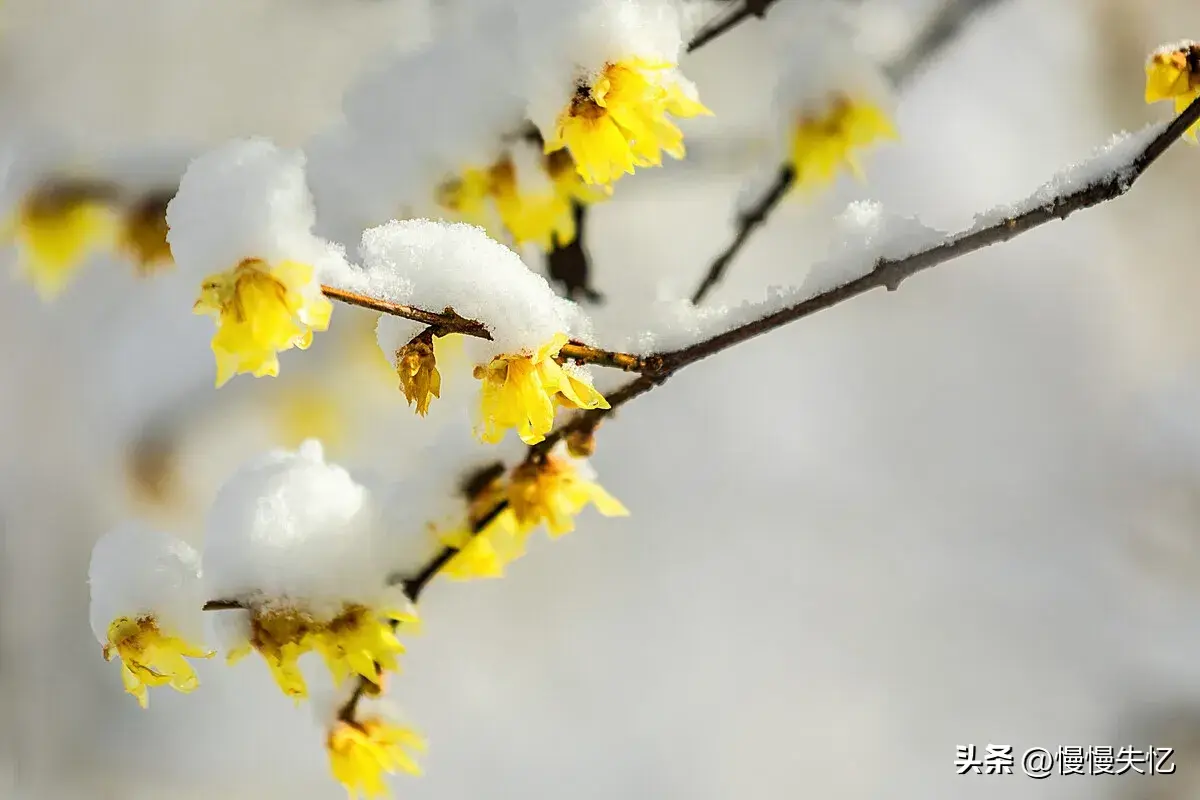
[321,284,661,374]
[551,95,1200,445]
[686,0,780,53]
[690,0,1009,305]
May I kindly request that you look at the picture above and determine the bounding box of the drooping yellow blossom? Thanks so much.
[193,257,333,388]
[102,615,213,708]
[327,717,425,799]
[789,96,898,189]
[491,151,606,250]
[508,453,628,537]
[3,181,120,299]
[545,58,711,186]
[394,339,441,416]
[228,603,417,701]
[1145,43,1200,140]
[118,190,175,273]
[473,332,608,445]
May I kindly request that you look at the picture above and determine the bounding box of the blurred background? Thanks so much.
[4,0,1200,798]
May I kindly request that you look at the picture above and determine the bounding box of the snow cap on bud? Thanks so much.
[202,439,391,614]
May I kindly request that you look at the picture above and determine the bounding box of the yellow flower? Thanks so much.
[394,339,441,416]
[119,190,174,274]
[473,332,608,445]
[439,469,528,579]
[491,151,606,251]
[435,168,497,232]
[230,603,417,701]
[3,181,119,299]
[102,615,213,708]
[1145,43,1200,140]
[545,58,711,186]
[193,257,333,388]
[508,452,628,537]
[327,717,425,799]
[789,96,898,189]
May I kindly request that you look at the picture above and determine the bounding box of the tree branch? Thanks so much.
[320,284,662,374]
[690,0,1010,305]
[686,0,781,53]
[549,94,1200,448]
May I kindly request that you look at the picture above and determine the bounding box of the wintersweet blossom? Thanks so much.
[492,150,605,250]
[206,441,417,699]
[435,168,497,233]
[441,472,528,580]
[102,616,212,708]
[89,525,212,708]
[118,191,174,273]
[393,339,441,416]
[3,181,119,299]
[473,332,608,445]
[545,58,710,185]
[193,257,333,387]
[789,96,898,189]
[508,449,627,537]
[227,603,418,700]
[1146,42,1200,140]
[327,716,425,798]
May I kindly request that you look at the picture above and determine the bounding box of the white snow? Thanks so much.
[202,439,391,616]
[166,137,351,280]
[88,523,207,646]
[330,218,593,360]
[972,122,1167,227]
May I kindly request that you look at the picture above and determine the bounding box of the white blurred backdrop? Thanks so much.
[4,1,1200,798]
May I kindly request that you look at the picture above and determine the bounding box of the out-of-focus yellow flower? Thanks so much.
[394,339,441,416]
[327,717,425,799]
[491,151,606,250]
[789,96,898,189]
[545,58,711,186]
[193,257,333,388]
[3,181,120,299]
[229,603,417,701]
[102,615,213,708]
[435,168,497,231]
[473,332,608,445]
[1145,43,1200,140]
[275,383,346,453]
[119,190,174,274]
[441,473,529,580]
[508,452,628,537]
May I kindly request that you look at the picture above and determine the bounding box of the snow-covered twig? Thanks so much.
[690,0,1010,305]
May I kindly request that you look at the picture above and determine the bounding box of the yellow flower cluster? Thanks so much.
[546,58,711,186]
[102,615,213,708]
[3,180,176,299]
[436,149,604,252]
[473,332,608,445]
[228,603,418,701]
[193,257,333,387]
[1146,42,1200,140]
[442,450,628,581]
[789,96,898,189]
[327,717,425,799]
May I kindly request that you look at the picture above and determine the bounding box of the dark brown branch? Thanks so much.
[686,0,780,53]
[668,99,1200,369]
[689,0,1010,305]
[546,202,603,303]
